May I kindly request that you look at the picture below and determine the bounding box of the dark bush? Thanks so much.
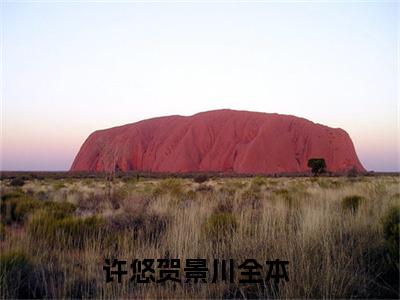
[145,214,169,243]
[9,177,25,187]
[108,213,169,244]
[0,250,44,298]
[196,184,214,193]
[215,198,233,213]
[65,278,97,298]
[1,190,25,201]
[193,175,209,184]
[346,167,359,178]
[0,223,5,240]
[382,205,400,264]
[342,195,364,214]
[108,213,145,232]
[35,190,49,201]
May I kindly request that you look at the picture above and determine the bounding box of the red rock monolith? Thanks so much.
[70,109,365,174]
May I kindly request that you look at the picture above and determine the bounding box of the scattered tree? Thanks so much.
[307,158,326,176]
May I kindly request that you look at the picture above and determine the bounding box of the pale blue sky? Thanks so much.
[1,1,399,171]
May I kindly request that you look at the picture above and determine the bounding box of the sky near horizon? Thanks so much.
[1,1,399,171]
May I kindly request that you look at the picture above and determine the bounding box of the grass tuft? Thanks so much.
[202,211,238,241]
[381,205,400,265]
[341,195,364,214]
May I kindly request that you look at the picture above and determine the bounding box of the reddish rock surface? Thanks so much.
[70,109,365,174]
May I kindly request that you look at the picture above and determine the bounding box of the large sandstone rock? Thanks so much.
[70,109,365,174]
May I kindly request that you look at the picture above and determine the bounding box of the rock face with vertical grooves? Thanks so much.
[70,109,365,174]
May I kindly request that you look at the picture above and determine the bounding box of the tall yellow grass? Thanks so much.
[0,175,399,298]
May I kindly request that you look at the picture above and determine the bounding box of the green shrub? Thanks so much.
[330,180,343,188]
[274,188,290,199]
[316,179,343,189]
[202,212,238,241]
[82,178,95,186]
[273,188,297,208]
[107,186,128,209]
[266,179,278,186]
[0,192,75,224]
[1,194,43,224]
[44,201,77,219]
[1,190,25,201]
[218,186,236,198]
[154,178,185,203]
[241,186,261,209]
[52,181,66,190]
[316,179,330,189]
[0,250,42,298]
[193,175,209,184]
[341,195,364,213]
[158,178,183,195]
[28,212,104,248]
[185,190,197,201]
[251,176,266,187]
[9,178,25,187]
[13,197,43,221]
[381,205,400,264]
[225,179,246,190]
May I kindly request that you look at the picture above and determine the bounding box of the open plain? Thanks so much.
[0,173,399,298]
